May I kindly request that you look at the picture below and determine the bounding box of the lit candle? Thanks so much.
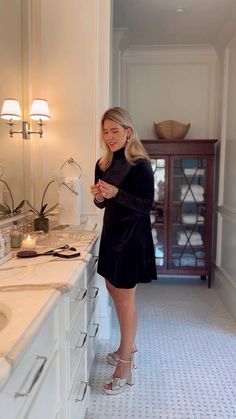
[21,234,37,250]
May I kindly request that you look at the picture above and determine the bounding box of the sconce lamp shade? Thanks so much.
[1,99,22,121]
[30,98,51,121]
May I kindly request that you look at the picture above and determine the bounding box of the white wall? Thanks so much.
[120,45,218,140]
[27,0,111,216]
[215,37,236,319]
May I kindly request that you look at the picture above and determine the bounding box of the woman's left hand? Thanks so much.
[98,180,119,199]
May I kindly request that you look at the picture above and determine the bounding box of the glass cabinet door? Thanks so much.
[170,157,207,269]
[151,158,167,268]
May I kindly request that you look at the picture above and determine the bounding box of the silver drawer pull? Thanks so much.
[75,381,88,402]
[71,288,87,302]
[14,355,47,398]
[89,286,99,299]
[89,323,99,338]
[73,332,87,349]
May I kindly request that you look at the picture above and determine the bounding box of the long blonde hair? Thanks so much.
[99,107,150,171]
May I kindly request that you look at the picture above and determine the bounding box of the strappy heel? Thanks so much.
[104,358,135,395]
[106,345,138,367]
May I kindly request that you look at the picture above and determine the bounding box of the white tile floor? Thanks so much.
[85,277,236,419]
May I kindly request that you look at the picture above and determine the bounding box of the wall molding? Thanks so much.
[216,213,222,267]
[217,204,236,219]
[123,44,217,58]
[216,206,236,271]
[121,45,218,139]
[215,265,236,291]
[217,48,229,206]
[214,265,236,320]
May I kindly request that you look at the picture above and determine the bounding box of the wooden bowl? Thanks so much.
[154,120,191,140]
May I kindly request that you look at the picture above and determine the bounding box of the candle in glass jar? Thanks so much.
[21,234,36,250]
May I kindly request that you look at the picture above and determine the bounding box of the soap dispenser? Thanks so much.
[10,223,22,248]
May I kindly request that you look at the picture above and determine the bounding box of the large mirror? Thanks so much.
[0,0,25,219]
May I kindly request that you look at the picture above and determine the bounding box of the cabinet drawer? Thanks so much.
[23,350,60,419]
[68,270,87,329]
[87,283,99,323]
[0,304,58,418]
[87,311,100,376]
[69,304,87,387]
[68,352,90,419]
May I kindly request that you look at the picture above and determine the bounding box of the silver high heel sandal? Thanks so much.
[104,358,135,395]
[106,345,138,367]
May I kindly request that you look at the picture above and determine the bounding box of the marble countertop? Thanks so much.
[0,230,99,292]
[0,250,89,292]
[0,289,59,389]
[0,228,100,389]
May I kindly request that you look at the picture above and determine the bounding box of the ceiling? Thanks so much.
[113,0,236,48]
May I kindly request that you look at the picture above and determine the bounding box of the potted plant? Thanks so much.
[0,179,25,217]
[26,180,59,233]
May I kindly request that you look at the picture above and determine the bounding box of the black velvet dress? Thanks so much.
[94,147,156,289]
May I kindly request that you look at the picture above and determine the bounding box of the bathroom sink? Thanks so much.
[0,303,11,332]
[36,233,68,248]
[33,220,99,255]
[36,228,97,248]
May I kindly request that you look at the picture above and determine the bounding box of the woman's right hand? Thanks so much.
[90,183,104,202]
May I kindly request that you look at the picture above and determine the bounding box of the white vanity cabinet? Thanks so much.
[59,255,92,419]
[0,236,110,419]
[86,254,100,376]
[88,237,111,341]
[0,301,60,419]
[59,246,103,419]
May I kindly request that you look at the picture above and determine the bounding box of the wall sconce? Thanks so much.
[0,98,51,139]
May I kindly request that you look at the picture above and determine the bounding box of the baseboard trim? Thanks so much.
[214,266,236,320]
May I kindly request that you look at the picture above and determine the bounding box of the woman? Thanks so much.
[90,107,156,395]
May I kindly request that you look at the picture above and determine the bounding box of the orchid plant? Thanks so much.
[26,180,59,220]
[26,176,78,220]
[0,179,25,216]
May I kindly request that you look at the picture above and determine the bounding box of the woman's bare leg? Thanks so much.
[105,280,137,379]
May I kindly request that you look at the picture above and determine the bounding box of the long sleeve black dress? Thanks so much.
[94,147,156,289]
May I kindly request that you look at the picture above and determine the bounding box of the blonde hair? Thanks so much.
[99,107,150,171]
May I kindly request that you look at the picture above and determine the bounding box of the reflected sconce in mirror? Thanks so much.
[0,98,51,139]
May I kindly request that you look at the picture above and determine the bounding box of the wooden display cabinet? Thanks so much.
[142,139,218,288]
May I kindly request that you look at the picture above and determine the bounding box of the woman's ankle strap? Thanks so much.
[118,358,132,364]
